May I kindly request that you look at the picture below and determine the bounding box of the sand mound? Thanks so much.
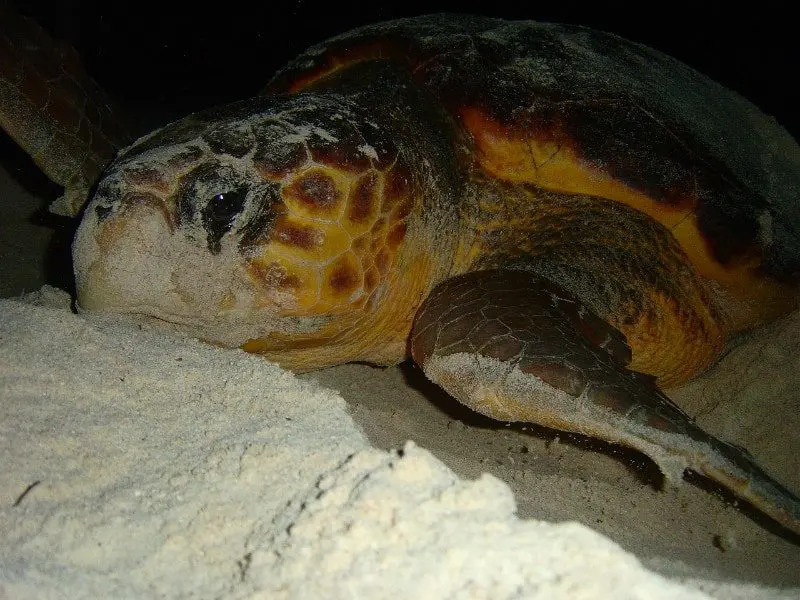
[0,289,796,598]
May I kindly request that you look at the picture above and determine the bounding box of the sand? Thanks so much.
[1,157,800,597]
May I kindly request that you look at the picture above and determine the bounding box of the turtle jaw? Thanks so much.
[72,196,305,349]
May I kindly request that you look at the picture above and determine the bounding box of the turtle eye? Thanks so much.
[201,186,248,253]
[203,188,248,227]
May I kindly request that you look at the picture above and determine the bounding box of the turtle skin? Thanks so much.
[0,4,132,215]
[25,14,799,535]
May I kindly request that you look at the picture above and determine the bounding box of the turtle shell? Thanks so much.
[266,14,800,288]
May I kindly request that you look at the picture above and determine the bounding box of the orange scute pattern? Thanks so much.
[269,41,399,96]
[246,151,416,318]
[622,290,723,387]
[460,106,795,331]
[282,168,346,219]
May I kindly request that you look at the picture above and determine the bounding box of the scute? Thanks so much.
[268,14,800,287]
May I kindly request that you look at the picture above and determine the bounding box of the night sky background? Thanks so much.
[6,1,799,140]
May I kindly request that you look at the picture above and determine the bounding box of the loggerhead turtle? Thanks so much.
[4,12,800,535]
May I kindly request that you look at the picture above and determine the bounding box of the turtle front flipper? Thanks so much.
[0,4,131,215]
[410,269,800,536]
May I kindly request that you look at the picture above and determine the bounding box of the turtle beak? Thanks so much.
[72,190,273,348]
[73,195,195,319]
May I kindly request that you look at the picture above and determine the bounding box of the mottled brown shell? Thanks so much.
[266,14,800,287]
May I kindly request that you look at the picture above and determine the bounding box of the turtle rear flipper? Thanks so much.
[0,4,131,215]
[410,269,800,536]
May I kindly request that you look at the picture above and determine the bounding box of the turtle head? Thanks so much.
[73,95,436,369]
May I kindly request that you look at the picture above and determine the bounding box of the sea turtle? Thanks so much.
[4,11,800,535]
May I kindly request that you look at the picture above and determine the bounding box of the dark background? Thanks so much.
[6,0,799,138]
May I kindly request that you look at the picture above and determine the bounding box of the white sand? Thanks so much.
[0,288,797,599]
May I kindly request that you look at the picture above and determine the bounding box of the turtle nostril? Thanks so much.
[201,186,248,253]
[95,203,114,221]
